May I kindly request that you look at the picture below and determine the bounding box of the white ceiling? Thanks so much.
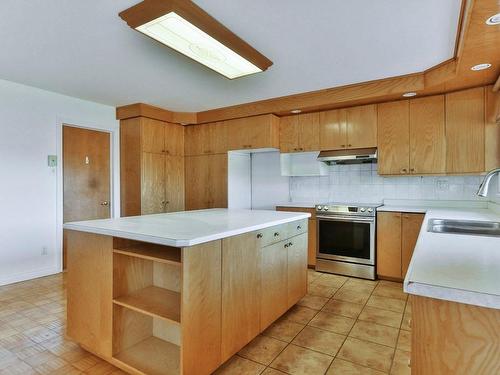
[0,0,462,112]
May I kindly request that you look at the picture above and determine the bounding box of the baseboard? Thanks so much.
[0,265,62,287]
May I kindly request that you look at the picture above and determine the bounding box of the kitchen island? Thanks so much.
[64,209,310,375]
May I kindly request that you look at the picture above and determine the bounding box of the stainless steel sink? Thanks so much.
[427,219,500,237]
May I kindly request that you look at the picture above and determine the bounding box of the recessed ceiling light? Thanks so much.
[402,92,417,97]
[471,63,492,71]
[291,109,302,114]
[486,13,500,25]
[119,1,272,79]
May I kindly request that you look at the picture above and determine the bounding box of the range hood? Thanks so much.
[317,147,377,165]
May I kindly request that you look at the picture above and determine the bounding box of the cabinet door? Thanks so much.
[376,212,402,279]
[446,87,485,173]
[221,233,261,361]
[287,233,308,307]
[141,118,165,154]
[227,115,279,150]
[184,155,210,210]
[279,115,299,152]
[485,87,500,170]
[208,154,228,208]
[165,155,184,212]
[298,113,320,151]
[185,123,227,155]
[164,122,184,156]
[410,96,446,174]
[377,100,410,175]
[346,104,377,149]
[141,152,166,214]
[209,122,228,154]
[261,241,288,330]
[401,213,424,277]
[319,109,347,150]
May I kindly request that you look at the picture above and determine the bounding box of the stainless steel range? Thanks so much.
[315,202,382,280]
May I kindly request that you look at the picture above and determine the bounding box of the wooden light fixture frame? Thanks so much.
[119,0,273,75]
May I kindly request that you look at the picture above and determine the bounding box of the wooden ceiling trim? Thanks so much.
[116,103,174,122]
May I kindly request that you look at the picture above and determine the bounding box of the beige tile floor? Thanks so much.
[0,271,411,375]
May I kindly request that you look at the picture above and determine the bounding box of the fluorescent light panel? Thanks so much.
[137,12,262,79]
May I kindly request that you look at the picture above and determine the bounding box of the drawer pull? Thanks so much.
[297,225,301,230]
[256,233,263,239]
[289,242,293,247]
[284,243,289,248]
[274,232,280,237]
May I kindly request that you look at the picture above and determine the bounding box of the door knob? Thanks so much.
[100,201,109,206]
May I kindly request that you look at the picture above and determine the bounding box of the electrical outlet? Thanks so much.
[47,155,57,167]
[41,247,48,256]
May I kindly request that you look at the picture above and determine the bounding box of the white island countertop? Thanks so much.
[404,206,500,309]
[64,208,310,247]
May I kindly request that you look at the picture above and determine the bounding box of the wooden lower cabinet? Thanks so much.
[412,295,500,374]
[66,222,308,375]
[377,212,424,280]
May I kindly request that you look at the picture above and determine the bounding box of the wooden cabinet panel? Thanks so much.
[261,241,288,330]
[141,118,165,154]
[165,156,184,212]
[221,233,261,361]
[279,115,299,153]
[141,152,166,215]
[298,112,320,151]
[319,109,347,150]
[208,153,228,208]
[376,212,402,279]
[410,95,446,174]
[401,213,424,277]
[446,87,485,173]
[308,219,317,267]
[377,100,410,175]
[287,233,308,307]
[184,122,227,156]
[485,87,500,170]
[227,114,280,150]
[164,122,184,156]
[346,104,377,149]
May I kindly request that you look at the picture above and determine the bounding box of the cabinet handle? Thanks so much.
[274,232,280,237]
[100,201,109,206]
[348,144,352,147]
[256,233,263,239]
[341,144,346,148]
[299,147,304,151]
[284,243,289,248]
[410,168,415,173]
[288,242,293,247]
[297,225,301,230]
[400,168,408,173]
[293,148,298,151]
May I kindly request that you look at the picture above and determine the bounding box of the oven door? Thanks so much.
[316,215,375,265]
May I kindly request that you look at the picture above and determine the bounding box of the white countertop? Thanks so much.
[377,199,488,213]
[64,209,310,247]
[404,206,500,309]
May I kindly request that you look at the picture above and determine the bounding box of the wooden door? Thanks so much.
[485,87,500,170]
[208,154,228,208]
[319,109,347,150]
[410,96,446,174]
[141,152,166,214]
[164,122,184,156]
[279,115,299,152]
[376,212,402,279]
[346,104,377,149]
[298,112,320,151]
[446,87,485,173]
[63,126,111,267]
[261,241,288,330]
[221,233,261,361]
[141,118,165,154]
[287,233,308,307]
[377,100,410,175]
[165,156,184,212]
[184,155,210,210]
[401,213,424,277]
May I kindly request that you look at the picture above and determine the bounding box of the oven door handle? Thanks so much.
[317,215,375,223]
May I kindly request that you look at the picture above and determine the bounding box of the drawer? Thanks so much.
[254,224,287,248]
[286,219,308,238]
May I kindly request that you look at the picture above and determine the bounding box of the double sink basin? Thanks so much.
[428,219,500,237]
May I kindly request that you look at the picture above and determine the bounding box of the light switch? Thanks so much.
[48,155,57,167]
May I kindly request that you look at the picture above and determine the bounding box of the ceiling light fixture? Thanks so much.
[291,109,302,114]
[119,0,272,79]
[486,13,500,25]
[402,92,417,97]
[471,63,492,71]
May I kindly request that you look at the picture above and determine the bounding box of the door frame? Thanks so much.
[56,118,119,272]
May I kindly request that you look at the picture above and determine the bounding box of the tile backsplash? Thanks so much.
[290,163,488,203]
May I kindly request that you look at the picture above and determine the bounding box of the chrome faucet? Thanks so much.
[477,168,500,197]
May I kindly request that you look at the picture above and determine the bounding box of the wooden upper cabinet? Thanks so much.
[346,104,377,149]
[319,109,347,150]
[377,100,410,175]
[446,87,485,173]
[401,213,424,278]
[184,122,228,156]
[226,114,280,151]
[377,212,402,279]
[141,118,165,154]
[164,122,184,156]
[410,95,446,174]
[279,112,319,152]
[485,87,500,170]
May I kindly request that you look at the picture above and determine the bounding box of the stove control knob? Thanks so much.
[360,207,366,212]
[367,208,373,213]
[323,206,329,211]
[317,205,323,210]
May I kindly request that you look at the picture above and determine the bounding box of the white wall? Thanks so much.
[0,79,119,286]
[228,152,251,209]
[251,152,289,209]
